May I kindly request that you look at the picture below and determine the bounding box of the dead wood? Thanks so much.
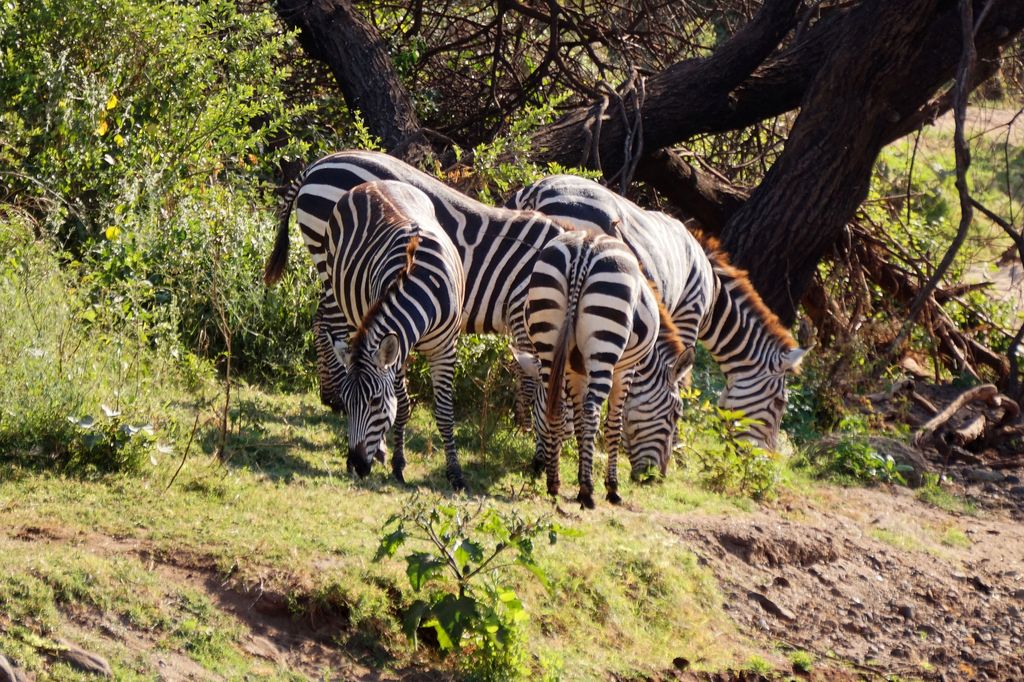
[914,384,999,449]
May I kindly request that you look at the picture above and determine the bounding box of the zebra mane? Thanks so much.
[690,231,798,352]
[646,278,686,358]
[350,233,421,353]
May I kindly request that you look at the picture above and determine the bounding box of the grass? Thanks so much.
[940,525,971,549]
[916,477,978,516]
[0,383,763,680]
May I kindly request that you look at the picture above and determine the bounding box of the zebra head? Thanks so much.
[717,346,806,451]
[623,346,695,479]
[328,331,401,477]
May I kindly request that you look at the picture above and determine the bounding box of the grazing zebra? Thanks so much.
[513,231,695,507]
[508,175,806,452]
[263,150,568,482]
[318,180,466,487]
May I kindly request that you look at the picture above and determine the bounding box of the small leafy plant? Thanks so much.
[65,406,157,474]
[677,390,780,499]
[375,496,573,681]
[804,437,913,486]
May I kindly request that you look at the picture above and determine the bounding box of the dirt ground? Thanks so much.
[6,473,1024,681]
[670,486,1024,681]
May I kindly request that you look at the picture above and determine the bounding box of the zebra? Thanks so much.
[508,175,807,453]
[512,231,695,508]
[263,150,568,483]
[317,180,466,487]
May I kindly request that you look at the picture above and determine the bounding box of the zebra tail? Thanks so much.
[263,170,307,285]
[544,262,584,430]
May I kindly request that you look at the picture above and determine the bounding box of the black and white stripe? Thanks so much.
[508,175,806,453]
[264,150,568,477]
[318,181,466,488]
[513,232,693,508]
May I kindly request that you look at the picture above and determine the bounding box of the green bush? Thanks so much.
[0,0,305,242]
[676,389,781,499]
[375,496,571,681]
[0,215,179,472]
[796,416,913,486]
[78,186,320,384]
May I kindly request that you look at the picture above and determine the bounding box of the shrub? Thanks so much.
[0,215,179,472]
[0,0,305,242]
[676,389,781,499]
[375,496,572,681]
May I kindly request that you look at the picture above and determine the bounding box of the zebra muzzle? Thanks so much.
[348,443,373,477]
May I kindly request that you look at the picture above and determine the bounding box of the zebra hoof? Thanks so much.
[529,458,545,477]
[449,475,467,492]
[606,490,622,505]
[577,491,595,510]
[392,468,407,485]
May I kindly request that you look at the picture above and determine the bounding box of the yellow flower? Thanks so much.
[114,134,126,147]
[106,94,118,110]
[95,119,109,136]
[105,226,121,241]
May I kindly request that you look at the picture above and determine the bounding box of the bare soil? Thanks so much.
[665,486,1024,681]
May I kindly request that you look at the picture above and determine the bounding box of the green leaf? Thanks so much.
[405,552,445,591]
[479,509,511,542]
[453,538,484,572]
[516,556,551,591]
[374,528,407,562]
[426,593,477,652]
[402,598,431,648]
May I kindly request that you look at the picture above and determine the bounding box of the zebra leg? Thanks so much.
[575,393,601,510]
[538,368,564,500]
[429,349,465,491]
[390,368,411,484]
[312,288,350,412]
[510,359,534,432]
[603,371,632,505]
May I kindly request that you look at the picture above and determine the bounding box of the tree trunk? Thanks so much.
[274,0,429,159]
[721,0,1024,325]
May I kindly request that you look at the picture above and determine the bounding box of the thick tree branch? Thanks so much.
[275,0,430,159]
[634,149,747,232]
[526,0,803,174]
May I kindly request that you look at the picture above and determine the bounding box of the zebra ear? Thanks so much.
[781,347,807,375]
[375,333,401,370]
[672,346,696,382]
[511,346,541,379]
[326,330,353,370]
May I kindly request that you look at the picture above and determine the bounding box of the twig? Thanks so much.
[969,197,1024,399]
[166,410,202,491]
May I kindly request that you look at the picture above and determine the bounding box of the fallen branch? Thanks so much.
[913,384,999,449]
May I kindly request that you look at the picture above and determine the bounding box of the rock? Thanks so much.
[965,468,1004,483]
[1004,475,1021,485]
[971,576,993,595]
[1009,486,1024,499]
[672,657,691,671]
[746,590,796,621]
[870,437,929,487]
[55,641,111,678]
[898,604,915,620]
[1015,589,1024,601]
[242,636,281,662]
